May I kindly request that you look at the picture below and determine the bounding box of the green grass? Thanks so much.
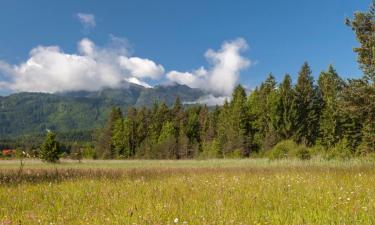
[1,159,375,224]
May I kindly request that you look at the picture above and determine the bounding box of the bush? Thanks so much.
[225,149,243,159]
[325,138,352,160]
[199,140,220,159]
[268,140,297,160]
[293,146,311,160]
[268,140,311,160]
[308,145,325,156]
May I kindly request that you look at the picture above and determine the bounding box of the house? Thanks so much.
[1,149,17,156]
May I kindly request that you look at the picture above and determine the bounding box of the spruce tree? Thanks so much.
[344,2,375,153]
[276,74,297,139]
[40,131,60,163]
[230,85,251,156]
[294,62,321,146]
[318,65,344,148]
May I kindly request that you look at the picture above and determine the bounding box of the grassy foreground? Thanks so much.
[1,159,375,224]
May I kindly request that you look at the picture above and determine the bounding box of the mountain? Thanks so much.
[0,83,204,139]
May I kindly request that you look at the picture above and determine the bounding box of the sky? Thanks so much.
[0,0,371,97]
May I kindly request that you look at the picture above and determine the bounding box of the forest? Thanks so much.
[88,3,374,160]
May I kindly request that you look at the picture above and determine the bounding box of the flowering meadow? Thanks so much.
[1,159,375,224]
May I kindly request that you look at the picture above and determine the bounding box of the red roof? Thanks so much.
[1,149,17,156]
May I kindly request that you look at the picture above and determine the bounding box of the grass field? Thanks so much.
[1,159,375,224]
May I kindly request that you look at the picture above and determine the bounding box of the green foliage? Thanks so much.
[318,65,344,148]
[293,146,311,160]
[276,74,296,140]
[39,132,60,163]
[267,140,311,160]
[346,1,375,81]
[325,138,353,160]
[268,140,298,160]
[199,139,220,159]
[294,62,321,146]
[0,84,204,140]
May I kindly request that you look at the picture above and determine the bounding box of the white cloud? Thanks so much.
[0,37,252,101]
[119,56,164,79]
[184,94,230,106]
[0,38,164,93]
[166,38,251,96]
[76,13,96,31]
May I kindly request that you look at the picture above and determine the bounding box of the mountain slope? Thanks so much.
[0,84,204,138]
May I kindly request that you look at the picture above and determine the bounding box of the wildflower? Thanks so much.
[174,218,179,223]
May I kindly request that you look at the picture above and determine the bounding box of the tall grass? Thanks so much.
[1,159,375,224]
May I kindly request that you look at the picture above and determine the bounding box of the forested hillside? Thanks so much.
[0,83,204,138]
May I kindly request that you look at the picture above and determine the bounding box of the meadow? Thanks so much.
[1,159,375,224]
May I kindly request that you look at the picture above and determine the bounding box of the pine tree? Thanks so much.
[294,62,322,146]
[276,74,296,139]
[217,100,231,157]
[248,74,277,151]
[230,85,251,156]
[171,97,185,159]
[40,131,60,163]
[344,2,375,153]
[318,65,344,148]
[127,107,138,157]
[185,111,201,157]
[346,1,375,82]
[157,121,177,158]
[99,107,122,159]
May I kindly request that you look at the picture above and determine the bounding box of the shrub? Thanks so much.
[268,140,297,160]
[325,138,352,160]
[226,149,243,159]
[294,146,311,160]
[199,140,220,159]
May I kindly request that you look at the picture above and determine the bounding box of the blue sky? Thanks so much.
[0,0,370,96]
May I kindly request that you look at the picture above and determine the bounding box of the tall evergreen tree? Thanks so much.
[318,65,344,148]
[229,85,251,156]
[294,62,322,146]
[344,1,375,153]
[98,107,122,158]
[248,74,277,151]
[276,74,297,139]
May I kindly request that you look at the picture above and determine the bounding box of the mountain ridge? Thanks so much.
[0,83,205,138]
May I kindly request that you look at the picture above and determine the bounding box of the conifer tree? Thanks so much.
[294,62,322,146]
[344,1,375,153]
[276,74,296,139]
[318,65,344,148]
[40,131,60,163]
[98,107,122,158]
[230,85,251,156]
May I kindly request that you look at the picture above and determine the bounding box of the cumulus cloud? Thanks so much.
[0,38,164,93]
[76,13,96,31]
[167,38,251,96]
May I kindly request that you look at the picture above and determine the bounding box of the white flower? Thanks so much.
[174,218,179,223]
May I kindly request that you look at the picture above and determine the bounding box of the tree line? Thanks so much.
[94,2,374,160]
[94,62,372,159]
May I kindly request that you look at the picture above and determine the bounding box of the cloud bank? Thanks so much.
[0,37,164,93]
[76,13,96,31]
[167,38,251,96]
[0,37,253,106]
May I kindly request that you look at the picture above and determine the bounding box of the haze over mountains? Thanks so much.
[0,82,206,138]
